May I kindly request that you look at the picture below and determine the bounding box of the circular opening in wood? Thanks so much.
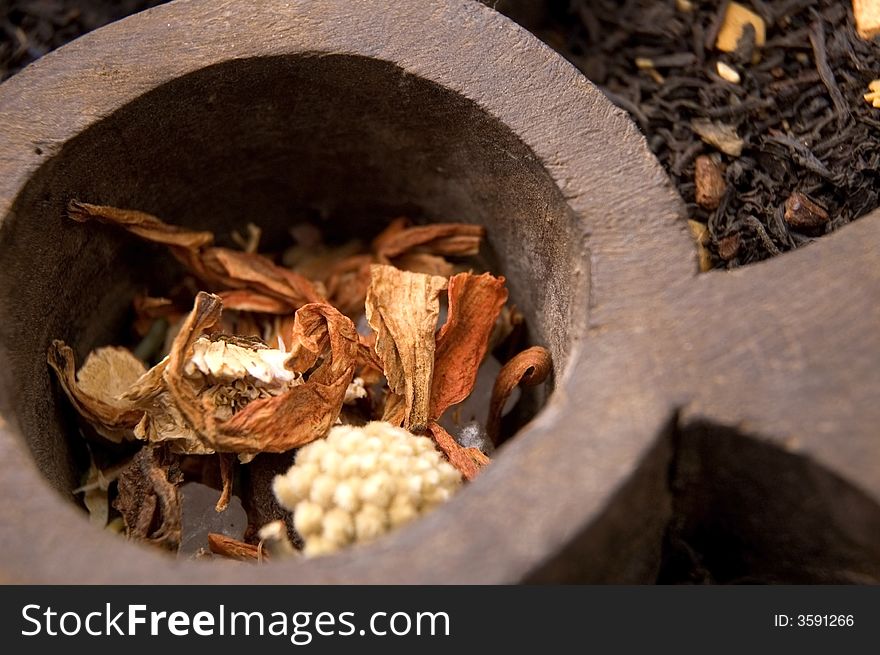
[0,54,585,561]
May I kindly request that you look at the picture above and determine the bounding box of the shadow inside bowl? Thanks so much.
[0,53,585,515]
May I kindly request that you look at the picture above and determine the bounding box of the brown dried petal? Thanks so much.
[47,342,146,443]
[213,303,359,453]
[68,201,214,250]
[68,201,323,309]
[200,248,323,308]
[113,444,183,551]
[487,346,552,446]
[365,265,448,432]
[126,294,358,455]
[216,453,235,512]
[218,290,294,314]
[373,218,485,260]
[163,292,226,437]
[426,422,490,481]
[323,254,373,318]
[391,252,456,277]
[132,390,212,455]
[208,533,265,561]
[382,392,407,426]
[431,272,508,420]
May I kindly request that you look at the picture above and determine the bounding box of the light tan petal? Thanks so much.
[365,265,448,432]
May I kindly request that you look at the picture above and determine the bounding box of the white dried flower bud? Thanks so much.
[273,421,462,557]
[343,377,368,404]
[185,336,297,386]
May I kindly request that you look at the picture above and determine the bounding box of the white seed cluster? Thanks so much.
[273,421,462,557]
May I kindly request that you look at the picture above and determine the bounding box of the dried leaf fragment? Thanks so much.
[784,192,829,230]
[687,220,713,272]
[68,201,323,310]
[691,119,743,157]
[113,444,183,551]
[854,0,880,40]
[208,533,265,561]
[365,265,448,432]
[431,272,508,420]
[863,79,880,108]
[487,346,552,446]
[694,155,726,210]
[217,302,359,453]
[68,201,214,250]
[373,219,485,261]
[426,422,490,481]
[715,2,766,53]
[48,342,146,443]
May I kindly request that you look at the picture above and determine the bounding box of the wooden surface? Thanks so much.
[0,0,877,583]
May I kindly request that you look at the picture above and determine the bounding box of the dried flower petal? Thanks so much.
[391,252,456,277]
[426,422,490,481]
[216,302,360,453]
[47,342,146,443]
[487,346,552,446]
[116,293,358,456]
[431,272,508,420]
[324,254,373,317]
[68,201,213,250]
[365,265,448,432]
[68,201,322,309]
[207,533,265,561]
[217,454,235,513]
[73,457,116,528]
[113,444,183,551]
[373,218,485,261]
[217,290,293,314]
[198,248,322,308]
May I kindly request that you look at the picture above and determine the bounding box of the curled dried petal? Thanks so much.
[113,444,182,551]
[213,303,359,453]
[391,252,455,277]
[68,201,213,250]
[47,342,146,443]
[200,248,323,308]
[487,346,552,446]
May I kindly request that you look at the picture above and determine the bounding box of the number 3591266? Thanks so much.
[775,615,854,627]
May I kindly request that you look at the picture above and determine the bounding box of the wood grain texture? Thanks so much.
[0,0,876,584]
